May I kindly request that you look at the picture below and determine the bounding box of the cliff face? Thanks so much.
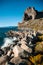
[18,7,43,31]
[24,7,37,20]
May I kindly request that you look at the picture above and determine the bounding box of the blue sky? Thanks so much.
[0,0,43,27]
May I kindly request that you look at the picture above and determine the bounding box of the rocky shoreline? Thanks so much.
[0,30,43,65]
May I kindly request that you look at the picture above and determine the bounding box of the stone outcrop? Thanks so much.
[0,30,43,65]
[18,7,43,31]
[24,7,37,20]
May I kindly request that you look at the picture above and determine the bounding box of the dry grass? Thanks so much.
[35,42,43,52]
[29,54,43,65]
[18,18,43,31]
[38,35,43,41]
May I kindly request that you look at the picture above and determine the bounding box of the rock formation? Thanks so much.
[0,30,43,65]
[18,7,43,31]
[24,7,37,20]
[0,50,12,65]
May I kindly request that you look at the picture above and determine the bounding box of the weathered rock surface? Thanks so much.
[24,7,37,20]
[18,7,43,31]
[0,30,43,65]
